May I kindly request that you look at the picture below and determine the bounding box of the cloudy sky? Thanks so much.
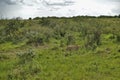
[0,0,120,19]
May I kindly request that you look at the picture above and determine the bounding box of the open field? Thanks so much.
[0,17,120,80]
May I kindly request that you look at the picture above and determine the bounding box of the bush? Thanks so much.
[84,29,101,50]
[26,31,44,46]
[17,49,35,64]
[116,34,120,42]
[67,35,75,45]
[27,35,44,46]
[1,20,25,42]
[0,54,9,60]
[40,18,50,26]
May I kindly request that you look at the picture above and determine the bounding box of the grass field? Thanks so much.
[0,17,120,80]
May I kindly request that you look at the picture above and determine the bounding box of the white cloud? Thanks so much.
[0,0,119,18]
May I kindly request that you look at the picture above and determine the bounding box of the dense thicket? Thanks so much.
[0,16,120,50]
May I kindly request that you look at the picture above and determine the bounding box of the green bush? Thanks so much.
[17,49,35,64]
[67,35,75,45]
[116,35,120,42]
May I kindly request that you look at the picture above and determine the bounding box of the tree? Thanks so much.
[33,17,41,20]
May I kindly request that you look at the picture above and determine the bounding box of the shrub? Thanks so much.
[66,34,75,45]
[93,30,101,45]
[84,29,101,50]
[2,20,25,42]
[17,49,35,64]
[0,54,9,60]
[26,31,44,46]
[27,35,44,46]
[116,34,120,42]
[40,18,50,26]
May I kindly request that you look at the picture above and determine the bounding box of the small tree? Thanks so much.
[28,17,32,20]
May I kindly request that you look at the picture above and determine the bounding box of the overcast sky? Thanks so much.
[0,0,120,19]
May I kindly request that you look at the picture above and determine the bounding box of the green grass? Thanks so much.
[0,41,27,51]
[0,48,120,80]
[0,17,120,80]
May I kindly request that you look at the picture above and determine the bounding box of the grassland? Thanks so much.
[0,17,120,80]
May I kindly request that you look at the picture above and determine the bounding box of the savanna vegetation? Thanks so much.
[0,16,120,80]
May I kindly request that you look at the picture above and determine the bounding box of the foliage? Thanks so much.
[0,17,120,80]
[17,49,35,64]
